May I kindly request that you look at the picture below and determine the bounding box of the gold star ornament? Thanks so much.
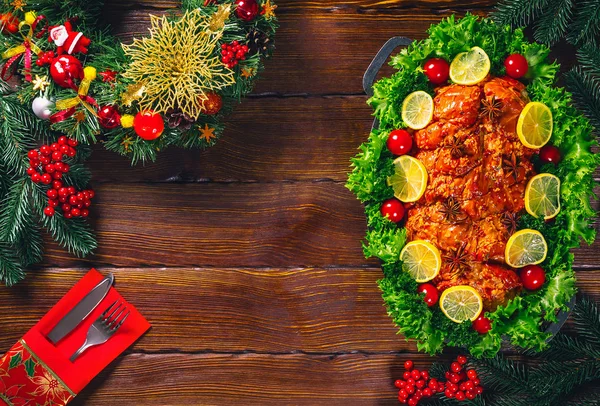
[10,0,26,11]
[200,124,216,142]
[209,4,231,32]
[121,82,146,107]
[262,0,277,19]
[32,75,50,92]
[241,67,256,78]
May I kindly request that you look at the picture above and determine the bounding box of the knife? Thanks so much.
[47,273,114,344]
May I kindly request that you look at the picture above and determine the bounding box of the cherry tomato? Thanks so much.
[424,58,450,84]
[539,145,561,165]
[472,315,492,334]
[417,283,439,306]
[387,129,413,155]
[381,198,405,223]
[520,265,546,290]
[504,54,529,79]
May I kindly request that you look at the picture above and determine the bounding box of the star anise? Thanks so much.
[439,196,468,224]
[502,152,520,182]
[443,242,470,277]
[501,212,519,236]
[444,136,467,159]
[480,97,503,121]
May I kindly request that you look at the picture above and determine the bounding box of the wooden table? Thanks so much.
[1,1,598,404]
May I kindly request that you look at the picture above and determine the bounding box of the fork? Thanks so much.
[70,300,130,362]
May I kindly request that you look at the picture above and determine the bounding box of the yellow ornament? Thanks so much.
[200,124,216,142]
[24,11,36,25]
[241,67,256,78]
[32,74,49,92]
[262,0,277,19]
[121,136,134,152]
[11,0,26,11]
[209,4,231,32]
[121,82,146,107]
[121,10,235,120]
[121,114,135,128]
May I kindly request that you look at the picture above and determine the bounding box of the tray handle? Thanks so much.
[363,36,413,97]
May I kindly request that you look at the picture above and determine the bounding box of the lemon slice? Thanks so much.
[449,46,491,85]
[439,286,483,323]
[386,155,428,203]
[505,229,548,268]
[400,240,442,283]
[517,102,553,149]
[401,91,434,130]
[525,174,561,220]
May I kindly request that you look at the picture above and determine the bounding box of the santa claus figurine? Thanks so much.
[48,21,91,55]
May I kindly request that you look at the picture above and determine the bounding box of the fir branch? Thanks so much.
[533,0,574,45]
[492,0,551,27]
[470,355,533,396]
[0,179,33,243]
[41,214,97,258]
[0,242,25,286]
[577,44,600,78]
[15,217,44,268]
[566,0,600,46]
[572,295,600,347]
[563,67,600,130]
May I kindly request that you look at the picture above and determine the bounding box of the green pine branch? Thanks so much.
[0,179,33,243]
[492,0,551,27]
[0,242,25,287]
[566,0,600,46]
[577,44,600,78]
[533,0,574,45]
[563,67,600,130]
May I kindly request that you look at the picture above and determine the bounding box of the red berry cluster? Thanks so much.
[36,50,56,67]
[26,136,95,218]
[221,40,249,69]
[442,356,483,401]
[45,186,94,218]
[395,356,483,405]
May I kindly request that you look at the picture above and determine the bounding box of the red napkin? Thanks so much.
[0,269,150,405]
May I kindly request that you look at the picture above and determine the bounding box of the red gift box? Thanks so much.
[0,269,151,405]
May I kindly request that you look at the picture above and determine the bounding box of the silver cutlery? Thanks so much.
[70,300,130,362]
[47,274,114,344]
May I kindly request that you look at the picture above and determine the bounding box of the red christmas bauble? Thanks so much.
[472,315,492,334]
[539,144,561,164]
[50,55,83,88]
[380,198,405,223]
[424,58,450,85]
[98,105,122,129]
[417,283,439,307]
[504,54,529,79]
[200,92,223,115]
[520,265,546,290]
[134,111,165,140]
[234,0,259,21]
[387,129,413,155]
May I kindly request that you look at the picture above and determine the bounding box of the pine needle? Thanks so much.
[533,0,574,45]
[563,67,600,131]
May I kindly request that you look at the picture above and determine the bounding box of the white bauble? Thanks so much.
[32,97,54,120]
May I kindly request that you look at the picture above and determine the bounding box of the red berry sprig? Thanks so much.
[221,40,249,69]
[26,136,95,218]
[395,356,483,405]
[36,50,56,67]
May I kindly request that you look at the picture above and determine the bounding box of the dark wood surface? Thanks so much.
[0,1,598,404]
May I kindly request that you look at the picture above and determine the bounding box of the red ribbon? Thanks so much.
[49,94,98,124]
[0,15,47,82]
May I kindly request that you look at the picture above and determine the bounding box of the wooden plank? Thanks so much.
[71,352,441,405]
[1,268,598,354]
[39,182,600,268]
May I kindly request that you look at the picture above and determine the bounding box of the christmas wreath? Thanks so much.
[0,0,277,285]
[347,14,600,357]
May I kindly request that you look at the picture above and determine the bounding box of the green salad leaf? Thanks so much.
[347,14,600,357]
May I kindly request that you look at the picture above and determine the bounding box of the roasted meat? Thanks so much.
[406,77,534,310]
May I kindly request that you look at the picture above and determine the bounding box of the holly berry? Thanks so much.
[387,129,413,155]
[466,369,478,381]
[411,370,421,380]
[44,206,55,217]
[381,198,405,223]
[417,283,439,307]
[539,145,561,165]
[450,362,462,373]
[424,58,450,85]
[221,40,249,69]
[520,265,546,290]
[504,54,529,79]
[455,391,466,401]
[404,360,413,371]
[457,355,467,365]
[134,111,165,141]
[472,315,492,334]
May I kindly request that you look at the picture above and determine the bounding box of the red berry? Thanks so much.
[520,265,546,290]
[50,143,59,151]
[59,144,69,154]
[428,379,438,390]
[62,204,71,212]
[66,147,76,158]
[64,212,73,219]
[52,172,63,180]
[81,209,89,218]
[445,371,452,380]
[59,196,67,203]
[449,374,461,384]
[466,390,476,400]
[27,167,36,176]
[40,145,51,155]
[404,360,413,371]
[415,379,425,389]
[445,389,454,398]
[67,138,78,147]
[43,206,55,217]
[406,378,415,386]
[407,398,417,406]
[472,378,480,386]
[381,198,405,223]
[67,186,75,195]
[417,283,439,306]
[58,136,68,145]
[58,187,69,197]
[464,381,474,391]
[47,189,58,199]
[405,385,415,395]
[539,145,561,164]
[420,370,429,380]
[438,383,445,393]
[447,382,458,393]
[458,371,467,381]
[71,208,81,217]
[466,370,478,380]
[52,180,63,190]
[450,362,462,373]
[504,54,529,79]
[424,58,450,84]
[45,164,55,173]
[457,355,467,365]
[52,151,63,161]
[398,398,406,405]
[387,129,413,155]
[40,156,50,165]
[422,388,432,397]
[54,162,64,172]
[472,315,492,334]
[49,199,59,207]
[62,164,70,173]
[395,380,405,389]
[459,382,467,391]
[455,391,466,401]
[31,173,41,183]
[411,370,421,380]
[69,195,78,205]
[398,389,408,399]
[403,371,411,380]
[475,386,483,395]
[27,150,39,159]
